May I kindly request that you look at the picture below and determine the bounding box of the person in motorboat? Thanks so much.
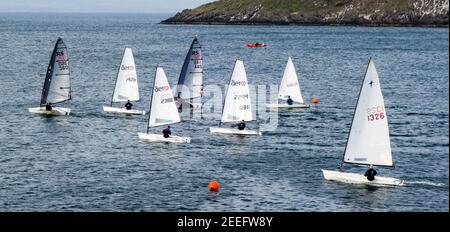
[286,96,294,105]
[162,125,171,138]
[45,103,52,111]
[364,164,377,181]
[125,100,133,110]
[237,120,246,130]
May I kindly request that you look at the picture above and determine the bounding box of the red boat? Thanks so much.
[247,42,267,47]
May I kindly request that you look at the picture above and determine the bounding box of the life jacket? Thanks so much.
[162,129,171,138]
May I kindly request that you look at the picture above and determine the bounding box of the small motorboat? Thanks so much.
[247,42,267,47]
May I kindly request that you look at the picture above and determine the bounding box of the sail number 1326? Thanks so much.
[367,106,385,121]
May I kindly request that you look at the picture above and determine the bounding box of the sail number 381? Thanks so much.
[367,106,385,121]
[239,105,250,110]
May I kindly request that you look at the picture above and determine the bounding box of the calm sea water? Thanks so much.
[0,13,448,211]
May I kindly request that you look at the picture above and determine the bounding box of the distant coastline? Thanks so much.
[161,0,449,27]
[161,21,449,28]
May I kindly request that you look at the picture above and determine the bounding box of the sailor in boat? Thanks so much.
[162,125,172,138]
[125,100,133,110]
[364,164,378,181]
[237,120,246,130]
[286,96,294,105]
[45,103,53,111]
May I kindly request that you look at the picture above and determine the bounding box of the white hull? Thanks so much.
[322,170,405,186]
[209,127,261,136]
[266,103,310,108]
[103,106,145,115]
[28,106,71,116]
[137,132,191,143]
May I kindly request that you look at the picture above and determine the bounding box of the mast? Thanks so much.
[40,38,71,106]
[342,58,394,168]
[279,56,303,104]
[40,38,59,106]
[341,58,372,166]
[146,65,158,134]
[219,59,238,127]
[176,37,203,100]
[220,59,252,124]
[110,48,127,106]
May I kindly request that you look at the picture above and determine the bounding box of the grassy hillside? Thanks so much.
[162,0,449,26]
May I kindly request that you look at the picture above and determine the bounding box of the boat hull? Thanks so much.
[28,106,71,116]
[103,106,145,115]
[266,103,310,108]
[322,169,405,186]
[247,43,267,47]
[209,127,261,136]
[137,132,191,143]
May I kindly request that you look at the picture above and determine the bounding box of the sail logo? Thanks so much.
[56,51,65,61]
[367,106,384,114]
[126,77,137,82]
[231,80,246,86]
[121,65,135,71]
[155,85,170,92]
[191,50,201,60]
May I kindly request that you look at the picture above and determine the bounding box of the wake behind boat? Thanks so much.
[209,60,261,136]
[322,58,404,187]
[103,48,145,115]
[29,38,72,116]
[138,66,191,143]
[266,56,310,109]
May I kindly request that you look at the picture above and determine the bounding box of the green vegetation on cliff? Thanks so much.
[162,0,449,26]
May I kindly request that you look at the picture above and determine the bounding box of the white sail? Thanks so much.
[221,60,253,123]
[111,48,139,103]
[148,67,180,128]
[343,59,393,167]
[41,38,71,105]
[175,37,203,101]
[278,57,304,103]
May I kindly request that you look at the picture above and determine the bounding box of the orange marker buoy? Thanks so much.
[208,181,219,192]
[312,98,319,104]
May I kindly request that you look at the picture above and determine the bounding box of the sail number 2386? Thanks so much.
[367,106,385,121]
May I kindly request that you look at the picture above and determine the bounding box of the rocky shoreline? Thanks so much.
[161,0,449,27]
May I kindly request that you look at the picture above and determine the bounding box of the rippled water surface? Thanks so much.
[0,13,448,211]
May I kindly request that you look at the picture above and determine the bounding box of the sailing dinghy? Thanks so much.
[28,38,72,116]
[322,59,404,186]
[138,66,191,143]
[267,57,310,108]
[103,48,145,115]
[209,60,261,136]
[174,37,203,110]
